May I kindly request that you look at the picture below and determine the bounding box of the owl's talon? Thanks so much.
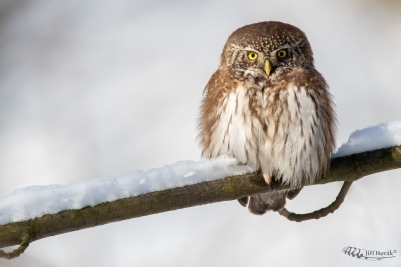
[262,173,272,185]
[269,176,283,190]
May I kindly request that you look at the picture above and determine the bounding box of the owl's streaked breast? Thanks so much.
[201,83,332,187]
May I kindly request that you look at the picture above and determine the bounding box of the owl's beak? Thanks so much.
[264,59,272,76]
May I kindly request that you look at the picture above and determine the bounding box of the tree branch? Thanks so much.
[1,145,401,252]
[278,181,353,222]
[0,233,31,259]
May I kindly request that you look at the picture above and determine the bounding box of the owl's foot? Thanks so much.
[263,172,283,190]
[269,177,283,190]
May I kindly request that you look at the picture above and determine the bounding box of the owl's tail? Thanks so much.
[238,188,302,215]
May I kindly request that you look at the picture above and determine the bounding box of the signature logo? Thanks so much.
[343,246,397,261]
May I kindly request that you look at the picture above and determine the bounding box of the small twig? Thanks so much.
[0,233,31,259]
[278,181,353,222]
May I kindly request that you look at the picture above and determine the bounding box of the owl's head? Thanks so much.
[221,21,314,82]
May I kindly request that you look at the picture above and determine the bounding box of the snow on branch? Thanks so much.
[1,122,401,258]
[0,156,255,227]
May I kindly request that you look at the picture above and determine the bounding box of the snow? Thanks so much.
[0,155,254,226]
[334,121,401,157]
[1,121,401,227]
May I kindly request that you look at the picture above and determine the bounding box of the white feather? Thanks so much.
[205,85,327,187]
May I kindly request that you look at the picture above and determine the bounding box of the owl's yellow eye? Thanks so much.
[247,52,258,61]
[277,49,287,59]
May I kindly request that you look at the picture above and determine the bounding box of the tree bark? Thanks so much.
[1,145,401,250]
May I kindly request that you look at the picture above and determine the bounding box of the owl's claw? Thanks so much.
[262,173,272,185]
[269,179,283,190]
[262,172,283,190]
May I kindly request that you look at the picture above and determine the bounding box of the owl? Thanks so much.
[198,21,336,215]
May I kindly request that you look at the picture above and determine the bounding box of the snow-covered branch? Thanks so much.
[1,122,401,258]
[0,145,400,254]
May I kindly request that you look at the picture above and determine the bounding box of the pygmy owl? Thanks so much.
[198,21,336,214]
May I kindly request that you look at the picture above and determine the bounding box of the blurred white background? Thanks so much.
[0,0,400,266]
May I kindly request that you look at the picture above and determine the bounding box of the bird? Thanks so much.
[198,21,336,215]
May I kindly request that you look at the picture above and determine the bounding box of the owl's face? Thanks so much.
[221,21,314,84]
